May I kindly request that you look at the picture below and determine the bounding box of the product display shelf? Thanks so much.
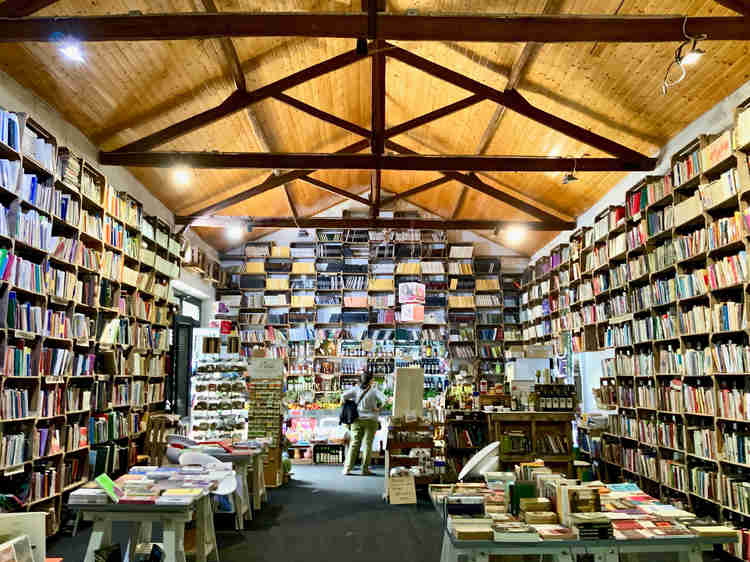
[0,108,181,536]
[221,230,514,414]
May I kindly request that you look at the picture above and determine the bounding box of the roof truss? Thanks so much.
[1,13,749,42]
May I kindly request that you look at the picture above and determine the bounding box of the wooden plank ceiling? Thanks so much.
[0,0,747,256]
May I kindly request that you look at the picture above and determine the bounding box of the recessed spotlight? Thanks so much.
[505,225,526,243]
[173,166,191,186]
[228,225,244,241]
[60,42,84,63]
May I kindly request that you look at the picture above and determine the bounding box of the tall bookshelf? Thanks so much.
[0,107,181,535]
[218,230,513,468]
[524,96,750,527]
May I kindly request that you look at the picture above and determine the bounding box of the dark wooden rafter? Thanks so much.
[198,0,246,91]
[455,2,553,219]
[385,45,650,164]
[368,0,385,219]
[0,0,59,17]
[199,0,301,220]
[3,13,750,42]
[381,177,452,205]
[385,95,485,139]
[179,138,370,218]
[100,151,654,172]
[714,0,750,15]
[450,187,470,220]
[177,216,572,230]
[273,93,370,137]
[298,176,372,207]
[385,139,576,225]
[108,46,373,153]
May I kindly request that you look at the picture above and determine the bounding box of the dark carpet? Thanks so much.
[47,465,443,562]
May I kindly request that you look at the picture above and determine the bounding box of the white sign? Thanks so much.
[248,358,284,380]
[389,474,417,505]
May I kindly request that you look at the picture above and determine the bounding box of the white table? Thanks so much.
[438,529,734,562]
[75,494,219,562]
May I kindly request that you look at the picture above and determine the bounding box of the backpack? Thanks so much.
[339,385,371,426]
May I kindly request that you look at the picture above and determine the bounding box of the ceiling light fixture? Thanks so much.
[59,42,84,63]
[172,166,191,187]
[661,17,707,95]
[505,225,526,244]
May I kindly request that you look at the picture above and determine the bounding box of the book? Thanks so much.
[94,473,123,503]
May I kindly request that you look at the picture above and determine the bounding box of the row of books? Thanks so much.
[18,174,53,212]
[30,464,57,502]
[2,387,30,419]
[12,208,51,251]
[39,386,64,417]
[689,426,716,459]
[1,432,27,467]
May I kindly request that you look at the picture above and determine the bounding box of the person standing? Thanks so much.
[342,372,384,475]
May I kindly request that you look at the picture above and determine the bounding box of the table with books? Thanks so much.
[430,461,739,562]
[68,464,236,562]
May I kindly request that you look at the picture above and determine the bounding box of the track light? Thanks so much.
[682,40,705,66]
[562,159,578,184]
[661,17,707,95]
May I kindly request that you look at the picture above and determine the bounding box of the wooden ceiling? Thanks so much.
[0,0,748,256]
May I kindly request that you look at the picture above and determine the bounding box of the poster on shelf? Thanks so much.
[398,282,425,304]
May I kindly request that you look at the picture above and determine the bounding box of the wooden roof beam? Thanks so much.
[714,0,750,15]
[177,216,573,230]
[386,44,650,164]
[381,177,452,205]
[100,151,655,172]
[385,139,577,225]
[298,176,373,207]
[178,139,371,218]
[2,13,750,42]
[275,93,486,141]
[273,93,370,137]
[107,45,372,154]
[198,0,300,222]
[199,0,246,92]
[0,0,59,17]
[458,1,554,219]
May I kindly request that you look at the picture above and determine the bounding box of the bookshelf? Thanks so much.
[0,108,182,535]
[523,96,750,524]
[215,230,515,469]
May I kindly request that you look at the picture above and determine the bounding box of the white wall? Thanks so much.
[0,66,218,287]
[531,78,750,261]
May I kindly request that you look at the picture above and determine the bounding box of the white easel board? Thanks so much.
[393,367,424,419]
